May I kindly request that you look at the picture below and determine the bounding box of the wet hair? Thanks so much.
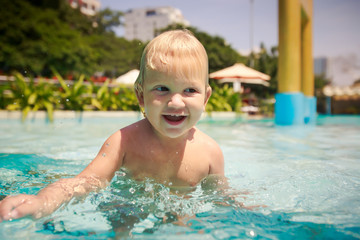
[134,29,209,94]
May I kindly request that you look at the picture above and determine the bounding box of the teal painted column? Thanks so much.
[304,96,317,124]
[276,0,316,125]
[276,0,302,125]
[275,93,304,125]
[275,94,317,125]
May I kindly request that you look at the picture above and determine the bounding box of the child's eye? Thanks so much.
[185,88,197,93]
[155,86,169,92]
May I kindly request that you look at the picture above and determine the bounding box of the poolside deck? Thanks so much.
[0,110,267,121]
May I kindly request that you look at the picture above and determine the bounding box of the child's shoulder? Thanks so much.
[120,119,147,133]
[119,119,151,141]
[195,127,218,144]
[194,128,223,156]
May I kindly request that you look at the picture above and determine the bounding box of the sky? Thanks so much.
[100,0,360,85]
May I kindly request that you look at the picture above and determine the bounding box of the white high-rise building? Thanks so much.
[124,7,190,42]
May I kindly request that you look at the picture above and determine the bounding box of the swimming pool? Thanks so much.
[0,113,359,239]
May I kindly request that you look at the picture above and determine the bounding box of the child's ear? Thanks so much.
[136,89,145,108]
[204,85,212,105]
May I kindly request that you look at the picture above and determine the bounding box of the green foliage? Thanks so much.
[246,44,278,98]
[314,74,330,91]
[157,24,246,73]
[206,82,242,112]
[93,8,123,34]
[0,82,13,109]
[91,82,140,111]
[5,73,57,121]
[258,99,275,117]
[0,0,140,78]
[91,80,116,111]
[86,35,143,78]
[0,73,140,121]
[116,86,140,111]
[54,70,92,110]
[0,1,94,76]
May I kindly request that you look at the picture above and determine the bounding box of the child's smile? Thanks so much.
[163,114,187,125]
[138,69,211,139]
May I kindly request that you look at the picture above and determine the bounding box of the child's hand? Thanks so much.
[0,194,46,222]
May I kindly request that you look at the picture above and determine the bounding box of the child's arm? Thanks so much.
[208,141,225,176]
[0,176,106,221]
[0,130,124,222]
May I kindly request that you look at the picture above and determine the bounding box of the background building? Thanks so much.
[314,55,360,87]
[314,57,328,76]
[327,55,360,87]
[124,6,189,42]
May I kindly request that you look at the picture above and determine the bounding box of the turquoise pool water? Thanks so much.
[0,114,359,239]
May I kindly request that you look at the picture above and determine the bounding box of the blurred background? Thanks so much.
[0,0,359,119]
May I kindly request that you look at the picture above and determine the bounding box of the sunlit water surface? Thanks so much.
[0,114,359,239]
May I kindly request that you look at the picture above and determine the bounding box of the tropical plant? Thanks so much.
[115,86,140,111]
[91,80,110,110]
[206,82,242,112]
[54,70,92,111]
[0,81,13,109]
[5,73,57,121]
[90,82,139,111]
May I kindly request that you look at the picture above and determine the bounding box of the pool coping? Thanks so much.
[0,110,268,120]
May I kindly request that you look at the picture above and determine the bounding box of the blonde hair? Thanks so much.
[134,29,208,94]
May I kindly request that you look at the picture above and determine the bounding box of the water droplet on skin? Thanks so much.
[175,152,178,155]
[102,153,106,157]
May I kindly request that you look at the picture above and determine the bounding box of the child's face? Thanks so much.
[137,69,211,139]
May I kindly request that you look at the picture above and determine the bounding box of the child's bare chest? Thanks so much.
[123,148,209,186]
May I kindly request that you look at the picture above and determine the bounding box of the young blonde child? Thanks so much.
[0,29,224,222]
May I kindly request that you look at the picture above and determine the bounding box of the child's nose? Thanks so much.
[168,94,185,108]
